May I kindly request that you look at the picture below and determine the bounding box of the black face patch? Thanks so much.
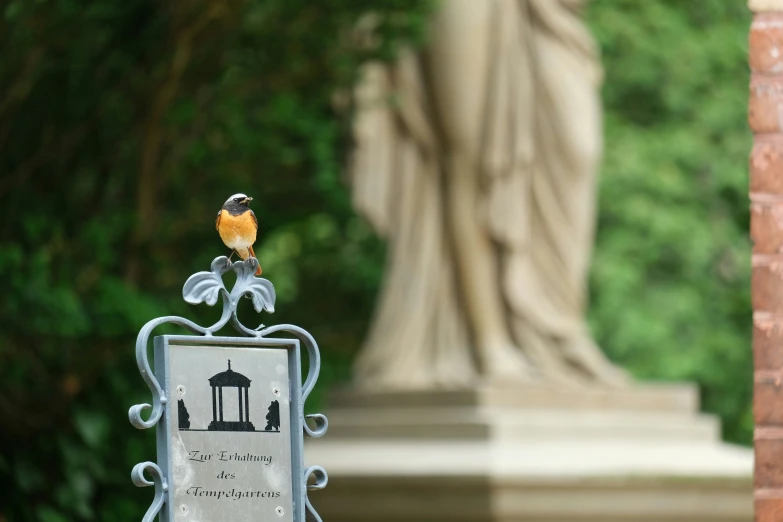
[223,199,249,216]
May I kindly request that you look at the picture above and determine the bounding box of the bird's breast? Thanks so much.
[218,210,257,248]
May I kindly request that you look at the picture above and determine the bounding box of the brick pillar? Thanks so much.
[751,1,783,520]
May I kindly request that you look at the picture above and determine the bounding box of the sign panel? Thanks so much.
[166,344,293,521]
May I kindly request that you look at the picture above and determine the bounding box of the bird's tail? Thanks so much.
[248,245,262,276]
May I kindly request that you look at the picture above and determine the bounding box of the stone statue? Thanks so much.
[348,0,628,389]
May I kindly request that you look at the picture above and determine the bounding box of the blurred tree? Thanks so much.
[586,0,752,444]
[0,1,431,520]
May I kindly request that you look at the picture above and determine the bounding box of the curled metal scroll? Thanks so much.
[304,466,329,522]
[257,324,328,438]
[131,462,168,522]
[129,256,327,522]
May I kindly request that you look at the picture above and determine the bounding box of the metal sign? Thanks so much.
[128,257,327,522]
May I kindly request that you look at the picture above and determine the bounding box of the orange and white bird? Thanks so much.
[216,193,262,276]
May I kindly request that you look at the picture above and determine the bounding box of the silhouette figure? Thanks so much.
[178,399,191,429]
[265,400,280,431]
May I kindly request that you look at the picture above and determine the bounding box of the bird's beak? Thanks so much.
[243,197,253,204]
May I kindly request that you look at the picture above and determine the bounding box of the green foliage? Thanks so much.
[585,1,753,444]
[0,1,431,520]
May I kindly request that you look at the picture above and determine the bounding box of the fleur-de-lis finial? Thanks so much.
[181,256,276,322]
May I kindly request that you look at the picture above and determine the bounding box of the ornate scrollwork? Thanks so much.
[255,324,328,438]
[131,462,168,522]
[304,466,329,522]
[128,257,276,429]
[183,256,275,315]
[129,256,327,522]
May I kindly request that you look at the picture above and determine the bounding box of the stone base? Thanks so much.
[305,383,752,522]
[206,420,255,432]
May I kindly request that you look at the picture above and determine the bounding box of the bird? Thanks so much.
[216,193,262,276]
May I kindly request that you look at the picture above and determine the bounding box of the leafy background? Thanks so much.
[587,0,752,444]
[0,1,751,520]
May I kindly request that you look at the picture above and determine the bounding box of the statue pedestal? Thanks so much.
[306,383,752,522]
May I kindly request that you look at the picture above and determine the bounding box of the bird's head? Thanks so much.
[222,193,253,213]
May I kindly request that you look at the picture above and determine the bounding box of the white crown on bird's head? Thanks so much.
[225,193,251,205]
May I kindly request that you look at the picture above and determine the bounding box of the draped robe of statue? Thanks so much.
[349,0,628,389]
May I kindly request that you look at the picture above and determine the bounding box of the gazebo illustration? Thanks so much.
[207,360,255,432]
